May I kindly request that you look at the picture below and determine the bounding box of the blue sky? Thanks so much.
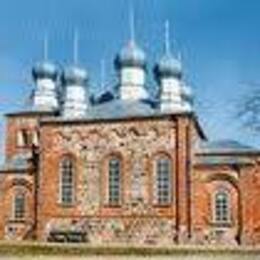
[0,0,260,161]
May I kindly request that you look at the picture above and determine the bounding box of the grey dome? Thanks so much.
[115,41,146,69]
[154,53,182,80]
[32,61,58,81]
[62,66,88,86]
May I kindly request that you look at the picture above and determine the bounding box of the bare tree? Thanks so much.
[237,82,260,132]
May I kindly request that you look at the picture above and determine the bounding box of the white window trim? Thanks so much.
[212,189,231,224]
[154,156,172,205]
[59,158,75,206]
[108,157,121,206]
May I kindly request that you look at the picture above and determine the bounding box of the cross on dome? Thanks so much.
[154,20,182,80]
[114,6,146,70]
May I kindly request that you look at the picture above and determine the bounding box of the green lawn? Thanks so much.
[0,256,260,260]
[0,243,259,259]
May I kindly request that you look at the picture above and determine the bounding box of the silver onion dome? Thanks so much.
[114,41,146,69]
[62,66,88,86]
[154,53,182,80]
[32,61,59,81]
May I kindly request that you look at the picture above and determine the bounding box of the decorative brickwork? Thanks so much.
[0,113,260,246]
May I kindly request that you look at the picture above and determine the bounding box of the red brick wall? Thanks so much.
[192,165,239,244]
[0,172,35,240]
[240,160,260,244]
[36,116,194,243]
[5,115,39,160]
[0,112,48,240]
[192,159,260,245]
[1,112,260,245]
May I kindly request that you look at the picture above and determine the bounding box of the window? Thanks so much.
[214,191,230,223]
[60,158,74,206]
[32,130,39,146]
[13,193,25,220]
[17,129,30,147]
[108,157,121,205]
[155,157,171,205]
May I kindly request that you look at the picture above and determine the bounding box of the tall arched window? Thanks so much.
[60,157,74,206]
[214,190,230,223]
[13,193,25,220]
[108,157,121,205]
[155,156,171,205]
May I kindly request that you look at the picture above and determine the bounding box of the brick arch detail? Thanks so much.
[4,178,33,192]
[204,172,239,191]
[203,171,242,245]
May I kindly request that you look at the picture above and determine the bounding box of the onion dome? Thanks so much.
[115,7,146,70]
[32,61,58,81]
[154,20,183,80]
[114,40,146,70]
[154,53,182,80]
[62,66,88,86]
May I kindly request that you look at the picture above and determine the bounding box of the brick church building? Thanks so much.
[0,19,260,246]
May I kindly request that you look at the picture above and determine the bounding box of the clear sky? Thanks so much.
[0,0,260,161]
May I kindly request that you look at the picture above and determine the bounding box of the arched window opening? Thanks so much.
[17,129,30,147]
[32,130,39,146]
[13,193,25,220]
[60,157,74,206]
[108,157,121,205]
[155,156,171,205]
[214,191,230,223]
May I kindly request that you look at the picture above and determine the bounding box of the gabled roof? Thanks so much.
[197,139,260,155]
[195,155,254,166]
[87,99,156,120]
[5,109,57,117]
[40,99,193,124]
[195,139,260,166]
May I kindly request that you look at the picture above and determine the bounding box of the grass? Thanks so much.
[0,242,259,257]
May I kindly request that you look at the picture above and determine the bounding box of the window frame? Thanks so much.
[154,155,172,206]
[213,190,231,224]
[13,192,26,221]
[32,130,39,146]
[17,129,30,148]
[59,157,75,207]
[107,156,122,206]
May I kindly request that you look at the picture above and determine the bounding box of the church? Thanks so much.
[0,15,260,246]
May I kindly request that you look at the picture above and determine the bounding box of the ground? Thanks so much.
[0,256,260,260]
[0,243,259,260]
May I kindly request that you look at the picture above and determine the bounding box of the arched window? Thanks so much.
[13,193,25,220]
[60,157,74,206]
[17,129,30,147]
[108,157,121,205]
[155,156,171,205]
[32,130,39,146]
[214,191,230,223]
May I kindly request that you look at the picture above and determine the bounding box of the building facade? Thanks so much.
[0,20,260,246]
